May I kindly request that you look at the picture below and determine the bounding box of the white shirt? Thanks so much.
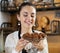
[5,31,48,53]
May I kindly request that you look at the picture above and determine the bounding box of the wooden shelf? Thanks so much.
[1,1,60,12]
[37,6,60,11]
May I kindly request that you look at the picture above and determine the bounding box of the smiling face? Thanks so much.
[17,5,36,29]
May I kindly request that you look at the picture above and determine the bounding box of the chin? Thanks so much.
[27,25,32,28]
[26,25,33,28]
[23,23,33,28]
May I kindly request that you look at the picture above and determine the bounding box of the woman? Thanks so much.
[5,2,48,53]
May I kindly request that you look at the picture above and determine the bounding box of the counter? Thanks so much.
[47,33,60,36]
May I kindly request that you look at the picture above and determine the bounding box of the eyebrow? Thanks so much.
[24,12,28,14]
[23,12,35,14]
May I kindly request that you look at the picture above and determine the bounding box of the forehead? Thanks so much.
[20,6,36,14]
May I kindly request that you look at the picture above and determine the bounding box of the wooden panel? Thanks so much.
[54,0,60,3]
[48,43,60,53]
[48,36,60,53]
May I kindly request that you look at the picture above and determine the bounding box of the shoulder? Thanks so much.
[6,31,18,40]
[5,31,19,47]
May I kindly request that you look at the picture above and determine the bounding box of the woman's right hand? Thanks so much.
[15,38,29,52]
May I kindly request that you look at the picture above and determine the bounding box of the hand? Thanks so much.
[15,38,29,52]
[33,40,44,51]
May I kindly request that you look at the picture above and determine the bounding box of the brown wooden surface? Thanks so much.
[48,36,60,53]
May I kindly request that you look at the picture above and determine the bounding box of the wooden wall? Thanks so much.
[36,10,60,31]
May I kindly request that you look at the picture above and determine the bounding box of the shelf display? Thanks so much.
[0,0,60,12]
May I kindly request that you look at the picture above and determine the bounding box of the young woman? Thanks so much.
[5,2,48,53]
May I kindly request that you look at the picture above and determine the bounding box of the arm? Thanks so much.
[41,37,48,53]
[5,35,20,53]
[5,35,29,53]
[5,35,24,53]
[33,30,48,53]
[34,37,48,53]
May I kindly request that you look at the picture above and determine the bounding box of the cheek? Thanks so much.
[23,17,36,25]
[31,19,35,24]
[31,19,36,26]
[20,17,25,24]
[24,18,27,23]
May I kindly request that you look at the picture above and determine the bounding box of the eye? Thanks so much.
[31,15,34,18]
[23,14,28,17]
[23,12,28,17]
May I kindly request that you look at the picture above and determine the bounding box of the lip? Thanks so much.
[24,20,32,25]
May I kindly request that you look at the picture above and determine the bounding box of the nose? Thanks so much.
[28,16,34,24]
[28,16,32,21]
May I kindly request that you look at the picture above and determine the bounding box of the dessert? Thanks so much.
[22,32,46,43]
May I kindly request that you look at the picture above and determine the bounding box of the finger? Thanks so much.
[19,40,28,46]
[19,40,29,44]
[33,43,37,46]
[24,40,29,43]
[19,38,24,41]
[34,44,37,46]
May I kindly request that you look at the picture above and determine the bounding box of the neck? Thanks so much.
[21,26,32,34]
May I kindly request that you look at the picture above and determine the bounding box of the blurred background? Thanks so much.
[0,0,60,53]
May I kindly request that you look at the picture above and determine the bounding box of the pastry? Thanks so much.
[22,33,33,42]
[22,32,46,43]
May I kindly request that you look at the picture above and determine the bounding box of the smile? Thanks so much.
[24,20,32,25]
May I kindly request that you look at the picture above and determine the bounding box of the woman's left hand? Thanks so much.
[33,40,44,51]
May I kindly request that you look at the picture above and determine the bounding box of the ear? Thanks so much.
[17,14,20,21]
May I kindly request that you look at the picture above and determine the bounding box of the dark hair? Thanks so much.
[17,2,36,15]
[18,2,36,39]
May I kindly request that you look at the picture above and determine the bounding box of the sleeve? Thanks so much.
[5,34,22,53]
[37,38,49,53]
